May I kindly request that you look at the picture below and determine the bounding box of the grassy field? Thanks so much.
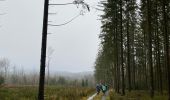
[0,85,95,100]
[0,86,168,100]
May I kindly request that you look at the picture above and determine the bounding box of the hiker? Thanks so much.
[96,84,101,95]
[101,83,108,95]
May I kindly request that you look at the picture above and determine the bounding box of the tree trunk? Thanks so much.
[147,0,154,98]
[120,0,125,95]
[126,0,131,92]
[162,0,170,99]
[155,0,163,94]
[38,0,49,100]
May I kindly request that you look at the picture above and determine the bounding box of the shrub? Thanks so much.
[0,75,4,85]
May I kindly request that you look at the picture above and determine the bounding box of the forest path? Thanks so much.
[87,93,97,100]
[101,91,109,100]
[87,91,109,100]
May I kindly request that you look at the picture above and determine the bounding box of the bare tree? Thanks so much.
[46,46,54,85]
[0,58,10,83]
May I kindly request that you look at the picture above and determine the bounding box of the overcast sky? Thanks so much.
[0,0,101,73]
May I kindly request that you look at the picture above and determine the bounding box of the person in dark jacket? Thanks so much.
[96,84,101,95]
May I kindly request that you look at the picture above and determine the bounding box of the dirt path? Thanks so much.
[87,91,109,100]
[101,91,109,100]
[87,93,97,100]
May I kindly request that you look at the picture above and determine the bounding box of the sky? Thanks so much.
[0,0,102,73]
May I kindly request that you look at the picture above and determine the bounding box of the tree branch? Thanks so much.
[48,14,80,26]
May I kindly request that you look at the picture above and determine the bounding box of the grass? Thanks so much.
[92,90,168,100]
[93,92,103,100]
[109,90,168,100]
[93,91,110,100]
[1,86,168,100]
[0,85,95,100]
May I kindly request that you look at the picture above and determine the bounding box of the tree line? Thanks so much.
[0,58,94,87]
[94,0,170,99]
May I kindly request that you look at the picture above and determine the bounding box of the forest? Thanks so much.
[94,0,170,99]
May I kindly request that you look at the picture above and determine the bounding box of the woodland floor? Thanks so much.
[109,90,168,100]
[90,90,168,100]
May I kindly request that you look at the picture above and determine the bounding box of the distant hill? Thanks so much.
[50,71,94,80]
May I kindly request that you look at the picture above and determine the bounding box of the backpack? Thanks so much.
[102,85,107,92]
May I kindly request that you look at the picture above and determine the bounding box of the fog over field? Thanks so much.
[0,0,101,73]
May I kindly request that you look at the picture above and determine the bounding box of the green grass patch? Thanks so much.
[0,85,95,100]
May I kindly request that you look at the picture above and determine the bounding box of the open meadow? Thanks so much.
[0,85,95,100]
